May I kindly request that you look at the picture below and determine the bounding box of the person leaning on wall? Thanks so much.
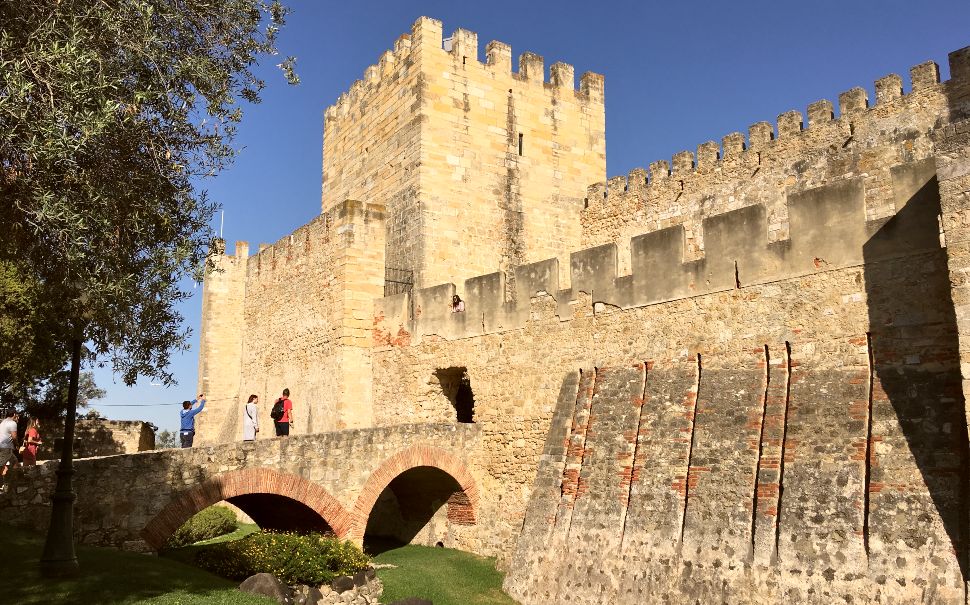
[451,294,465,313]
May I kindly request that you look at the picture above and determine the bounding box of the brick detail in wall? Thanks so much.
[140,468,352,549]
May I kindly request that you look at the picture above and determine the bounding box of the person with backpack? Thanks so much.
[271,388,293,437]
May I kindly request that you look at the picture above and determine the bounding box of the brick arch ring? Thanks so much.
[140,467,352,550]
[346,445,478,542]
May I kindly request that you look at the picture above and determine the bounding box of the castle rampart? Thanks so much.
[366,45,970,603]
[580,54,957,274]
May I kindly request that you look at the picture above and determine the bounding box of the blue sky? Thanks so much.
[89,0,970,431]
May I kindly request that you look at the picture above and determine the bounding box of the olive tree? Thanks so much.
[0,0,297,575]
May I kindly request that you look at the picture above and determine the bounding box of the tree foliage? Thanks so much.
[0,0,297,387]
[23,371,107,421]
[155,428,179,449]
[0,259,70,403]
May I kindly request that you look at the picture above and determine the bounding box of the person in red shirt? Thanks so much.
[21,418,42,465]
[275,388,293,437]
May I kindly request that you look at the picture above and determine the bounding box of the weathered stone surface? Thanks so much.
[330,576,355,594]
[240,573,292,603]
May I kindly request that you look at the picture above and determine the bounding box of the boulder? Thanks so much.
[239,573,292,603]
[305,586,324,605]
[331,575,355,593]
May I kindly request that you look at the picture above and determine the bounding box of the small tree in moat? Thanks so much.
[0,0,297,576]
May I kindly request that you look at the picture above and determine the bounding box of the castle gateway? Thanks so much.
[196,16,970,605]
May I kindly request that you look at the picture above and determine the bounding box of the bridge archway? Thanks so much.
[348,445,477,549]
[141,468,351,550]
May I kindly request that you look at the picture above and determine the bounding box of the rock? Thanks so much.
[331,575,355,593]
[306,586,323,605]
[240,573,292,603]
[388,599,433,605]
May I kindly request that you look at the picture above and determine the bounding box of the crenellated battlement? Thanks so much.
[376,158,942,345]
[580,45,969,260]
[208,201,386,286]
[583,49,966,206]
[323,16,604,126]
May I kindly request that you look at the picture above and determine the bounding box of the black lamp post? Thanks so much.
[39,335,83,577]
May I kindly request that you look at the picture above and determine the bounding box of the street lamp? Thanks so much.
[40,289,90,577]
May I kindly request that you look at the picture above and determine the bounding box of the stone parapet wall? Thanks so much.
[0,424,481,553]
[375,158,942,345]
[41,419,155,460]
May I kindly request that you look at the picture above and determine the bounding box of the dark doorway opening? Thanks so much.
[363,466,465,555]
[434,367,475,423]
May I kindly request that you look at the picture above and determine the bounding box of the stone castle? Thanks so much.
[196,16,970,604]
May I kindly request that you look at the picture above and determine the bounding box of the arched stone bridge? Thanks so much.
[0,423,480,552]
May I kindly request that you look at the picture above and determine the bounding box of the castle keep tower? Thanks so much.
[322,17,606,288]
[196,17,603,442]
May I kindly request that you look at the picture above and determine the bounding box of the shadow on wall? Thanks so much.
[862,160,969,579]
[363,466,463,554]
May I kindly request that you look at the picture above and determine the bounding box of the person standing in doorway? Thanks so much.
[179,393,206,447]
[272,388,293,437]
[243,394,259,441]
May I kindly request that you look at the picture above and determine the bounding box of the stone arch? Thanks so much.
[348,445,478,542]
[141,467,351,550]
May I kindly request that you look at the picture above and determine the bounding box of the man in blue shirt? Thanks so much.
[179,393,206,448]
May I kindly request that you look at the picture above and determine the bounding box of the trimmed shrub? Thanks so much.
[194,531,369,585]
[167,505,238,547]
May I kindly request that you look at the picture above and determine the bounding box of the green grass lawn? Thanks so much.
[160,522,260,567]
[1,522,519,605]
[0,524,274,605]
[373,544,519,605]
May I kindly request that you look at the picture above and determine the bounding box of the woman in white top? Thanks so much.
[243,394,259,441]
[451,294,465,313]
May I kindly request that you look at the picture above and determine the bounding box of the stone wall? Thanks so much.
[580,54,950,277]
[0,424,480,553]
[367,46,970,603]
[322,17,605,288]
[41,419,155,460]
[196,200,385,443]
